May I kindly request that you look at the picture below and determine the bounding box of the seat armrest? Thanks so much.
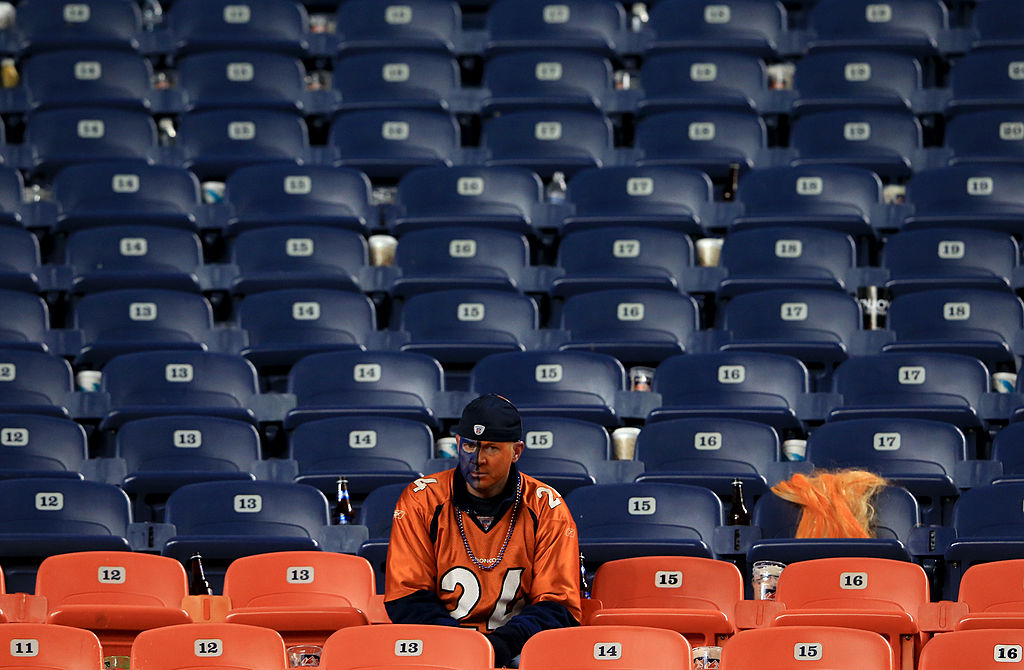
[128,522,177,552]
[734,599,786,629]
[316,524,370,554]
[917,601,968,633]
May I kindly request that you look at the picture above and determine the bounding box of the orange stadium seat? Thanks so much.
[35,551,191,657]
[587,556,743,646]
[223,551,380,645]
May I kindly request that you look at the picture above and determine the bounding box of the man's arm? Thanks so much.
[384,485,459,626]
[384,589,462,626]
[488,506,583,664]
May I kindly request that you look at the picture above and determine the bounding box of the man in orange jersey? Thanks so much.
[385,393,582,667]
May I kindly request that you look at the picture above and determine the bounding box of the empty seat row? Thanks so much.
[14,46,1024,121]
[5,0,1015,61]
[4,104,1024,183]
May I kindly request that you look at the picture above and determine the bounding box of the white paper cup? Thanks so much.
[692,646,722,670]
[201,181,225,204]
[75,370,102,392]
[993,372,1017,394]
[696,237,724,267]
[752,560,786,600]
[782,438,807,462]
[611,426,640,460]
[368,234,398,266]
[287,645,322,667]
[435,436,458,458]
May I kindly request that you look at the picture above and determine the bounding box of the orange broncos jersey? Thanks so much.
[385,468,583,630]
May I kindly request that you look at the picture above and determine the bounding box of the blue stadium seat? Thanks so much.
[558,288,700,365]
[64,226,204,294]
[788,108,923,180]
[357,482,407,592]
[634,109,767,179]
[729,165,884,239]
[551,226,695,298]
[881,228,1020,295]
[566,482,724,564]
[22,49,152,111]
[0,228,43,294]
[289,416,433,496]
[332,50,460,112]
[167,0,310,57]
[634,417,780,498]
[992,422,1024,482]
[791,50,924,115]
[230,226,368,295]
[470,350,626,427]
[161,480,330,591]
[806,418,966,523]
[100,351,261,431]
[23,107,157,180]
[0,414,88,480]
[902,165,1024,236]
[334,0,460,54]
[14,0,143,54]
[747,486,920,566]
[395,289,539,365]
[0,350,75,419]
[0,477,132,593]
[116,415,261,522]
[389,166,543,238]
[225,164,375,236]
[716,288,864,383]
[945,109,1024,166]
[637,50,770,116]
[646,0,787,59]
[516,416,611,493]
[329,109,460,180]
[649,352,811,435]
[827,352,990,436]
[72,289,214,368]
[947,49,1024,116]
[882,288,1024,372]
[176,50,307,113]
[481,110,614,179]
[484,0,626,56]
[176,109,308,181]
[970,0,1024,50]
[945,482,1024,596]
[389,226,531,297]
[807,0,948,59]
[0,166,26,229]
[561,166,713,236]
[285,350,444,429]
[481,51,613,114]
[718,227,857,297]
[238,288,376,368]
[0,290,51,353]
[52,162,201,233]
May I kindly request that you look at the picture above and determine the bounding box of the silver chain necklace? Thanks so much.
[455,473,522,571]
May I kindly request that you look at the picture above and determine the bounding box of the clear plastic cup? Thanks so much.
[629,366,655,392]
[696,238,724,267]
[287,645,322,667]
[752,560,786,600]
[692,646,722,670]
[368,234,398,266]
[611,426,640,460]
